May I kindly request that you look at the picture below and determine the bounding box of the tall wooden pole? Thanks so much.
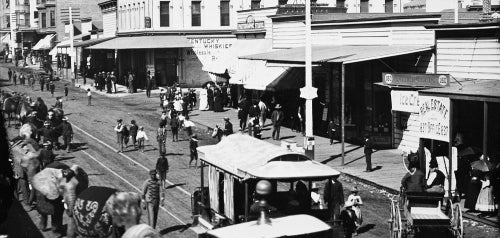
[69,7,75,83]
[483,101,488,159]
[448,100,453,198]
[341,63,345,165]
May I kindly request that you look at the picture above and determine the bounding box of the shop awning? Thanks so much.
[58,36,115,48]
[202,39,274,74]
[419,79,500,103]
[32,34,55,50]
[87,35,192,49]
[1,33,10,44]
[240,44,434,64]
[243,65,304,91]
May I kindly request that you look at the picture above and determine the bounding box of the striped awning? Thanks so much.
[33,34,56,50]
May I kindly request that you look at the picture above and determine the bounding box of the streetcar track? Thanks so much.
[79,149,187,225]
[72,123,192,197]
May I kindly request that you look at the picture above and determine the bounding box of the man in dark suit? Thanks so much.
[364,134,373,172]
[223,117,233,136]
[207,86,214,111]
[324,175,344,225]
[271,104,284,140]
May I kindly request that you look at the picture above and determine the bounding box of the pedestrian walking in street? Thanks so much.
[12,71,17,86]
[49,81,55,97]
[156,122,167,156]
[106,72,112,93]
[271,104,284,140]
[114,119,125,152]
[64,84,69,101]
[182,93,190,116]
[156,156,169,189]
[207,85,214,111]
[170,113,179,142]
[146,71,152,98]
[183,115,194,140]
[128,72,135,93]
[364,134,373,172]
[53,96,63,109]
[45,77,50,92]
[223,117,233,136]
[324,175,344,225]
[129,120,139,149]
[8,68,12,82]
[136,126,149,152]
[159,89,166,110]
[346,187,363,235]
[189,134,199,167]
[340,201,357,238]
[40,74,45,91]
[258,97,268,128]
[189,89,196,110]
[142,169,164,229]
[29,74,35,90]
[111,72,117,93]
[19,73,25,86]
[87,89,92,106]
[57,116,73,153]
[327,119,337,145]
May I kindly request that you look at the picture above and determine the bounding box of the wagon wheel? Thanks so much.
[389,199,402,238]
[450,201,463,238]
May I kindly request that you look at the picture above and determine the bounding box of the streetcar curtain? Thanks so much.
[208,165,220,213]
[223,173,234,221]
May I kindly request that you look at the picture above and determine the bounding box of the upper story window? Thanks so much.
[49,11,55,27]
[220,1,229,26]
[278,0,287,5]
[41,12,46,28]
[160,1,170,27]
[336,0,345,8]
[251,0,261,9]
[191,1,201,27]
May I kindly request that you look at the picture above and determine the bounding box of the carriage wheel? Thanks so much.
[389,199,402,238]
[451,202,463,238]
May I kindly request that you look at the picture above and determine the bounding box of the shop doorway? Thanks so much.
[155,59,177,87]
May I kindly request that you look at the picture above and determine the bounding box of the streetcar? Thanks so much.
[191,134,340,236]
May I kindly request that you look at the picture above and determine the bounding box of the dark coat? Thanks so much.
[324,179,344,206]
[426,169,446,188]
[57,121,73,136]
[129,124,138,136]
[224,121,233,136]
[156,157,169,172]
[401,169,425,192]
[364,137,373,155]
[327,121,336,137]
[271,110,284,126]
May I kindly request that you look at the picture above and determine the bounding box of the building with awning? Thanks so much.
[237,12,440,150]
[32,34,56,51]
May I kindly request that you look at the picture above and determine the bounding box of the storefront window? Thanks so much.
[160,1,170,27]
[191,1,201,26]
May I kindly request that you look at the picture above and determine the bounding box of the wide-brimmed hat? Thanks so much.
[43,121,50,126]
[62,116,68,121]
[224,117,229,121]
[275,104,282,109]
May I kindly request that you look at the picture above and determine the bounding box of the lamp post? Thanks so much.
[300,0,317,160]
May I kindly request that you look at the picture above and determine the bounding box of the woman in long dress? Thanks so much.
[475,174,497,212]
[199,87,209,111]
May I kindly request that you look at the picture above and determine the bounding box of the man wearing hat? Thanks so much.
[223,117,233,136]
[324,175,344,225]
[37,121,55,147]
[142,169,164,229]
[57,116,73,153]
[271,104,284,140]
[114,119,125,152]
[189,134,199,167]
[426,157,445,193]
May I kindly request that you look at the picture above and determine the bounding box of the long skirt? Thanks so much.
[475,186,497,212]
[465,178,482,210]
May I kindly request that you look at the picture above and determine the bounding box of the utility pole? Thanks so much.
[69,7,75,84]
[300,0,317,160]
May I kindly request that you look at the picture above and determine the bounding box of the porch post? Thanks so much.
[448,100,453,198]
[200,161,204,212]
[483,101,488,158]
[341,63,345,165]
[244,182,249,221]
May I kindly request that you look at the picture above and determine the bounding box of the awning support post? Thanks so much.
[483,101,488,158]
[244,182,249,222]
[448,100,453,198]
[341,63,345,165]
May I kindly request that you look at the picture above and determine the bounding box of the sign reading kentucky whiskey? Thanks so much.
[382,73,450,88]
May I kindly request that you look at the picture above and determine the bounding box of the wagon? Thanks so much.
[388,190,463,238]
[191,134,341,235]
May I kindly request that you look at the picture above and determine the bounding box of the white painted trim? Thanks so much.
[312,18,441,27]
[343,46,434,64]
[433,26,500,31]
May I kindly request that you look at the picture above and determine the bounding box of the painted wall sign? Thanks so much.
[237,15,265,30]
[391,90,419,113]
[145,17,151,28]
[418,96,450,142]
[383,73,450,88]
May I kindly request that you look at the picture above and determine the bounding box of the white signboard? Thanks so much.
[418,96,450,142]
[391,90,419,112]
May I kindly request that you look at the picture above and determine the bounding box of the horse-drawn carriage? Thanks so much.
[191,134,340,237]
[389,189,463,237]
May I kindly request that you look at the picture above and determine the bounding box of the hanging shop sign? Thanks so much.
[391,90,419,113]
[418,96,450,142]
[237,15,265,31]
[383,73,450,88]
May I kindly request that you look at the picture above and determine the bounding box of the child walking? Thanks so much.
[87,89,92,106]
[136,126,149,152]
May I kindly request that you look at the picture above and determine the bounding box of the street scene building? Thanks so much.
[0,0,500,237]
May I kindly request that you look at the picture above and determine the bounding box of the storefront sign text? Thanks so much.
[418,96,450,142]
[391,90,419,112]
[383,73,450,88]
[237,15,265,31]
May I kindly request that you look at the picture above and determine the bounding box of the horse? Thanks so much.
[32,97,48,122]
[2,95,22,127]
[17,99,33,125]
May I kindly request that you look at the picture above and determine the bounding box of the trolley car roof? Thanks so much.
[197,134,340,180]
